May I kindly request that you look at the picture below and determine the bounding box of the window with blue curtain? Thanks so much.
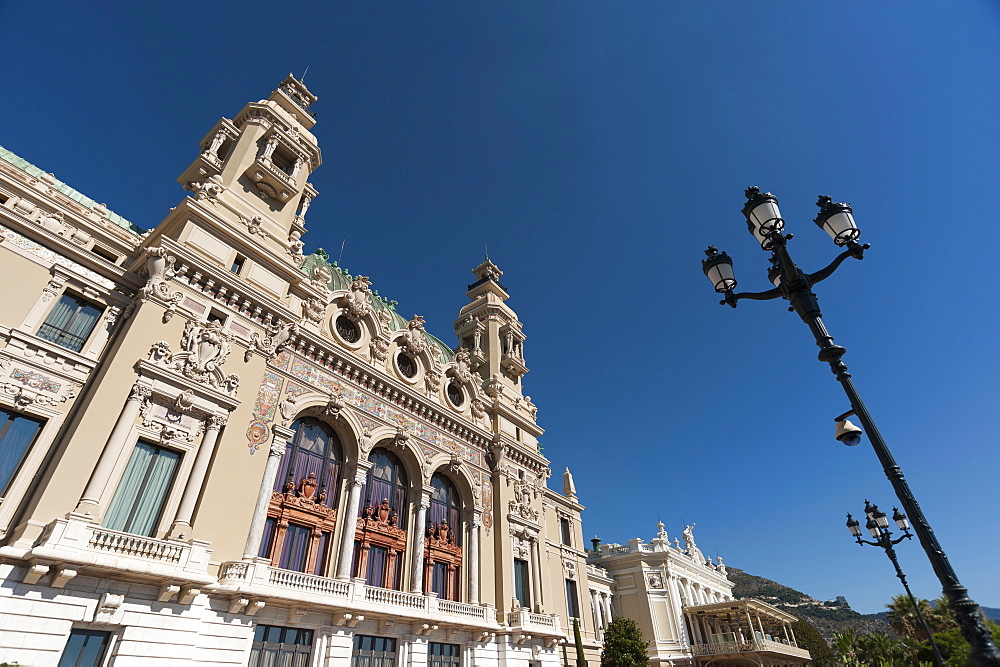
[37,293,103,353]
[103,441,181,537]
[0,408,44,495]
[58,628,112,667]
[273,417,342,507]
[360,448,408,527]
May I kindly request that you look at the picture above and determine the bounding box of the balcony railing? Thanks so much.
[692,639,810,660]
[89,528,185,563]
[507,608,562,635]
[216,560,518,631]
[20,515,214,584]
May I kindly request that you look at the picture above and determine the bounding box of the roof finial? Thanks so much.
[300,66,310,84]
[484,241,489,261]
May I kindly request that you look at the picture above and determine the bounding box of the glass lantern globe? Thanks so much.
[814,195,860,246]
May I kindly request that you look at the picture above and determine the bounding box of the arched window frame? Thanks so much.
[353,446,410,590]
[261,417,343,575]
[424,471,464,601]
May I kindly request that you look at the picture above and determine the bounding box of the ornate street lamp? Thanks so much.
[701,187,1000,665]
[847,502,945,666]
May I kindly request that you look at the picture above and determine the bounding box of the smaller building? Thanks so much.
[587,522,809,666]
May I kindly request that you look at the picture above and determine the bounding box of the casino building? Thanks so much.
[0,76,806,666]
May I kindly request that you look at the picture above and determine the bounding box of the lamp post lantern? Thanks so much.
[847,502,946,666]
[702,186,1000,665]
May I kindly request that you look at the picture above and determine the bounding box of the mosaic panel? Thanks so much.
[0,223,116,290]
[246,371,283,454]
[10,368,61,393]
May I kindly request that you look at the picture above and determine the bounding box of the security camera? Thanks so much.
[834,419,863,446]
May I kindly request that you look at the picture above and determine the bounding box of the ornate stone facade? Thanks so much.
[0,77,612,666]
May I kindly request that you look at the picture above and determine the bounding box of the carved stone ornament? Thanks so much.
[246,321,297,362]
[288,231,305,265]
[390,426,411,450]
[400,315,427,355]
[137,247,177,302]
[189,174,225,202]
[310,264,331,293]
[447,454,462,476]
[278,393,298,426]
[246,215,266,237]
[323,394,347,421]
[523,395,538,420]
[149,320,240,395]
[647,574,663,589]
[369,337,389,363]
[470,399,486,424]
[302,297,325,324]
[342,276,373,319]
[161,291,184,323]
[453,347,473,384]
[41,272,67,303]
[424,369,442,395]
[173,389,196,413]
[483,373,504,399]
[508,470,540,522]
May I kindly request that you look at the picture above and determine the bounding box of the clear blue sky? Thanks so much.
[2,2,997,615]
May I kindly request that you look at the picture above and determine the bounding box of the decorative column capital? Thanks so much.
[206,413,228,430]
[268,424,294,458]
[349,461,373,486]
[129,382,153,402]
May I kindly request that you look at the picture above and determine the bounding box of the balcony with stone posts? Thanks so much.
[216,559,501,631]
[506,607,564,644]
[0,514,215,588]
[685,599,811,666]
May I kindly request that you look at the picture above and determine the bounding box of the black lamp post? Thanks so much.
[847,502,945,666]
[701,186,1000,665]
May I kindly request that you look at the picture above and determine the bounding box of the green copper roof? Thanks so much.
[0,145,144,235]
[298,250,456,363]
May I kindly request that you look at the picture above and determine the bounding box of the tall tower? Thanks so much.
[454,257,529,395]
[169,74,321,265]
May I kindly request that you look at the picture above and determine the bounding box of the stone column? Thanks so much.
[335,463,370,580]
[242,424,294,559]
[409,488,431,593]
[466,512,481,604]
[76,383,151,514]
[168,413,226,537]
[590,588,600,633]
[529,535,543,612]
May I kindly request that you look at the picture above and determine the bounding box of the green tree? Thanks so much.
[574,617,587,666]
[832,627,860,666]
[601,618,648,667]
[886,593,937,641]
[789,620,831,665]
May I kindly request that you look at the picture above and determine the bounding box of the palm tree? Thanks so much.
[832,627,860,666]
[887,593,935,641]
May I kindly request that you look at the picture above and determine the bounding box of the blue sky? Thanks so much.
[2,2,998,614]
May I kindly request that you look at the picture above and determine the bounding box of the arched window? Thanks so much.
[429,473,461,546]
[273,418,342,506]
[354,448,410,589]
[260,417,342,574]
[424,472,463,601]
[361,448,408,526]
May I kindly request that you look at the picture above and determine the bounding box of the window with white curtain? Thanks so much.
[37,293,103,353]
[0,407,44,495]
[103,441,181,537]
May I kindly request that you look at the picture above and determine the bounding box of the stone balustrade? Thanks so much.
[216,560,530,632]
[6,514,215,585]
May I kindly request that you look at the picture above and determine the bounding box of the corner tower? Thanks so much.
[176,74,321,244]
